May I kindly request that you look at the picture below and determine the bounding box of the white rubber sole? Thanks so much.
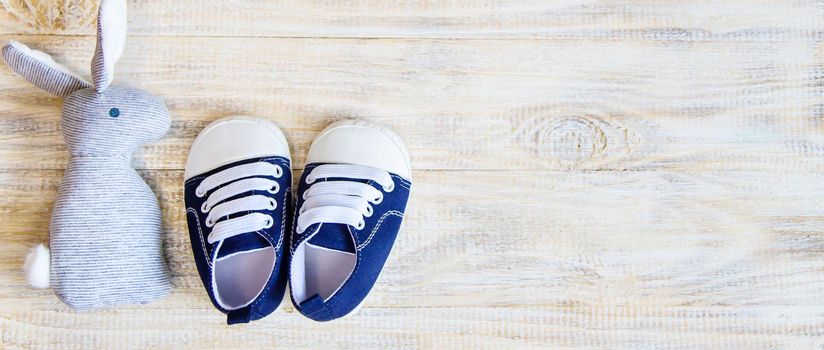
[184,116,291,180]
[307,119,411,179]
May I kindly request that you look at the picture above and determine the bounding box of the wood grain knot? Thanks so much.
[2,0,97,32]
[537,116,607,164]
[516,112,639,169]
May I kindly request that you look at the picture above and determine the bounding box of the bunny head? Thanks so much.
[2,0,170,156]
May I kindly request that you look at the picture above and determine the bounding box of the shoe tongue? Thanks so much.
[308,224,356,253]
[215,233,271,260]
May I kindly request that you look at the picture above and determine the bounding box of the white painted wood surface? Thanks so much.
[1,1,824,349]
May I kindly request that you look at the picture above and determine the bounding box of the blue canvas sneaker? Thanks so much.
[289,120,412,321]
[183,116,292,324]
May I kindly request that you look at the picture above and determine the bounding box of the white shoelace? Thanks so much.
[195,162,283,244]
[296,164,394,234]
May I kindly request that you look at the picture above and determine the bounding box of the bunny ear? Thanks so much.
[91,0,127,93]
[2,41,91,97]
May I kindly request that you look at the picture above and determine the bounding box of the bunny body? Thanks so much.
[3,0,172,309]
[49,87,171,309]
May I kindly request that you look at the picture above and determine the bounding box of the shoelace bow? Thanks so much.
[195,162,283,244]
[296,164,394,234]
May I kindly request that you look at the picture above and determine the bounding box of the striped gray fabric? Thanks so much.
[1,44,91,97]
[49,87,172,309]
[91,9,110,93]
[90,0,126,93]
[3,0,171,310]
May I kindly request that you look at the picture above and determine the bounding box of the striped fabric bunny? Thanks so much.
[2,0,171,309]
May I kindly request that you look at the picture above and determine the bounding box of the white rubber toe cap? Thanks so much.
[185,116,291,180]
[307,120,411,179]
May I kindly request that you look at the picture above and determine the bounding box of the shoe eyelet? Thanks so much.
[195,187,206,197]
[205,218,215,228]
[364,205,373,217]
[384,181,395,193]
[263,216,274,229]
[355,221,365,230]
[267,183,280,194]
[305,175,315,184]
[372,194,383,205]
[268,199,277,210]
[274,166,283,178]
[200,202,210,213]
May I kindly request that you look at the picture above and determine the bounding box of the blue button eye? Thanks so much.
[109,108,120,118]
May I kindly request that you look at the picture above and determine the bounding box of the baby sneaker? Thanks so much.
[289,120,412,321]
[183,116,291,324]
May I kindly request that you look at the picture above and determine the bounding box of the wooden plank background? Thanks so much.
[1,1,824,349]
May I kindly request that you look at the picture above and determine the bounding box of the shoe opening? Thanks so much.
[213,245,275,310]
[291,242,356,303]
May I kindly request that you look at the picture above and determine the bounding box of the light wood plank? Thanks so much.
[2,1,824,348]
[1,0,823,40]
[1,35,823,171]
[1,169,824,348]
[2,306,823,349]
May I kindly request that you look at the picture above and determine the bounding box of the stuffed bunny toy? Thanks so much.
[2,0,171,309]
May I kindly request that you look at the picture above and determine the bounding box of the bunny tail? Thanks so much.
[23,244,50,288]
